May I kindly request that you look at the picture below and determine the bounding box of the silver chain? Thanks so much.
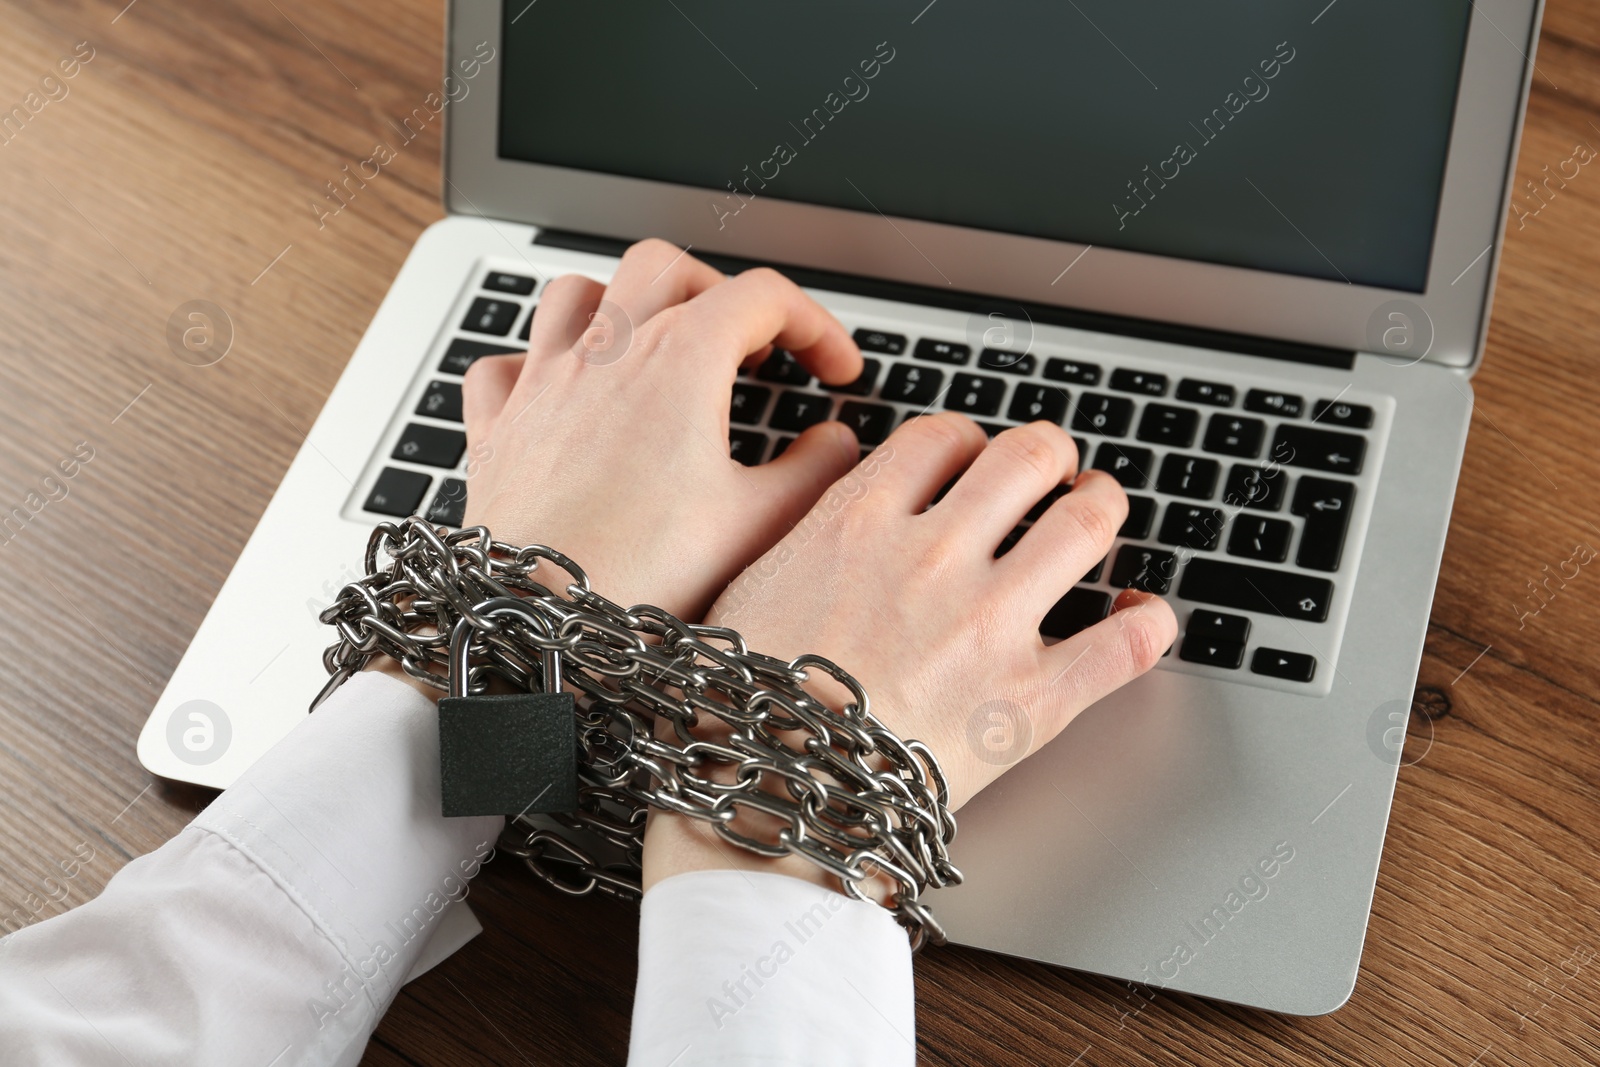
[313,517,962,948]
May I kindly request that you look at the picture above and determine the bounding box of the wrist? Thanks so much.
[641,809,834,892]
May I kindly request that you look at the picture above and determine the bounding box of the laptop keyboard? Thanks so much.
[350,261,1390,697]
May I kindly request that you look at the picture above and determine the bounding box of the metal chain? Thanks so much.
[313,517,962,948]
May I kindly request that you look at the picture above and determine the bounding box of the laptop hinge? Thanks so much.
[533,229,1356,371]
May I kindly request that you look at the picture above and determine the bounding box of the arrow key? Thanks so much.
[1251,647,1317,683]
[1179,633,1245,669]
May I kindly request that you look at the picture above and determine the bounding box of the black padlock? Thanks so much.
[437,607,578,818]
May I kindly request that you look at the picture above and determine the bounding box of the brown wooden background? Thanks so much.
[0,1,1596,1064]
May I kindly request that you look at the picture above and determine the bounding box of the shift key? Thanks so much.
[1178,559,1334,622]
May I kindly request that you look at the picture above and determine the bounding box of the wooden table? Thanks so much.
[1,2,1595,1064]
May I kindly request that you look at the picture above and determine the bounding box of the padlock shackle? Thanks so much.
[447,597,562,699]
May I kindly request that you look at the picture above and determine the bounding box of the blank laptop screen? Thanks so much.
[499,1,1474,293]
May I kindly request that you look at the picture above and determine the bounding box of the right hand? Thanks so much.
[711,413,1177,811]
[642,413,1176,888]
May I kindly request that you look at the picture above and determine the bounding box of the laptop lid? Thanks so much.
[444,1,1541,370]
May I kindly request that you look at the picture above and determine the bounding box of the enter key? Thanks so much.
[1292,476,1356,572]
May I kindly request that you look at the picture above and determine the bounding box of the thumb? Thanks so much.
[757,420,860,525]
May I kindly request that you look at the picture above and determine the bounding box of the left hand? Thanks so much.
[458,239,865,620]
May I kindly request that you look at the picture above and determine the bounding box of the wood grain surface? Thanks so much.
[1,2,1596,1064]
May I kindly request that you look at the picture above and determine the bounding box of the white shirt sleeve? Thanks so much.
[628,870,916,1066]
[0,670,504,1067]
[0,669,918,1067]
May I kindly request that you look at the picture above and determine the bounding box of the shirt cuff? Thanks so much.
[629,869,915,1066]
[190,670,504,1012]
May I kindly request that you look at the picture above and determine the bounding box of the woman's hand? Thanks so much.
[643,414,1177,888]
[459,239,864,620]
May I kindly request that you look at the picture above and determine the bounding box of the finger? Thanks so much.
[661,267,861,385]
[750,420,861,531]
[602,238,726,324]
[1029,590,1177,748]
[999,470,1128,609]
[526,273,606,357]
[866,413,989,513]
[460,353,524,437]
[932,422,1082,547]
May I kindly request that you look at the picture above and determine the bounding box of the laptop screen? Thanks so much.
[499,2,1472,294]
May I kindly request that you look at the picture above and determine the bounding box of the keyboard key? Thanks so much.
[1156,454,1220,499]
[1273,425,1366,475]
[416,381,463,422]
[1073,437,1091,463]
[821,358,881,396]
[1202,414,1266,458]
[1187,610,1251,644]
[1093,443,1153,488]
[1244,389,1304,418]
[1223,464,1286,511]
[1109,368,1168,396]
[979,349,1037,375]
[1044,358,1102,386]
[975,421,1007,437]
[729,430,768,465]
[771,436,794,460]
[1159,505,1225,551]
[1178,560,1333,622]
[1082,555,1106,582]
[1110,545,1177,594]
[945,373,1006,416]
[1120,495,1156,538]
[838,401,897,445]
[730,384,772,425]
[1071,393,1134,436]
[1227,515,1293,563]
[1041,587,1114,640]
[756,349,812,385]
[425,478,468,526]
[484,271,536,295]
[1176,379,1236,407]
[769,392,833,432]
[1179,633,1244,669]
[914,338,971,365]
[1313,399,1374,429]
[392,424,466,468]
[1137,404,1199,447]
[518,309,533,341]
[364,467,432,517]
[1026,486,1068,522]
[1007,382,1070,425]
[1292,476,1356,571]
[461,297,519,336]
[440,338,519,375]
[853,328,906,355]
[1251,647,1317,683]
[882,363,943,405]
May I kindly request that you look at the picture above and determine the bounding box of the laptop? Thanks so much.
[137,0,1543,1015]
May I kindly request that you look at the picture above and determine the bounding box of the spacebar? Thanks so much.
[1178,560,1334,622]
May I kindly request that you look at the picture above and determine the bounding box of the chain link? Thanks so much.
[313,517,962,948]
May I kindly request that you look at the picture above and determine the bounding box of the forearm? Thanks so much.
[0,671,500,1067]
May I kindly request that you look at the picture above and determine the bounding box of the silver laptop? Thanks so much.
[138,0,1542,1015]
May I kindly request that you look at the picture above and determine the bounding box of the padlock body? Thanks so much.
[438,692,578,817]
